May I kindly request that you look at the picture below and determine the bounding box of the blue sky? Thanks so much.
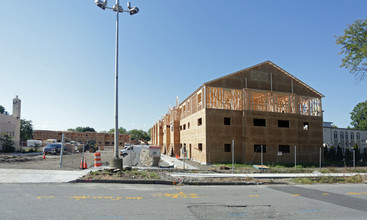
[0,0,366,132]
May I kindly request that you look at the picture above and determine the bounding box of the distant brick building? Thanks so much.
[33,130,130,146]
[151,61,324,165]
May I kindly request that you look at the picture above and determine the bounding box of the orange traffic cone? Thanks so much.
[43,153,46,160]
[80,157,84,169]
[83,158,88,169]
[176,154,179,159]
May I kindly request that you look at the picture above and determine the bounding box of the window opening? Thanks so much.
[254,145,266,153]
[303,122,309,130]
[279,145,290,153]
[224,144,231,152]
[224,117,231,125]
[198,118,202,126]
[253,118,266,127]
[278,120,289,128]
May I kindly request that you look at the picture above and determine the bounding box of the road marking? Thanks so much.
[249,195,259,197]
[291,194,300,196]
[347,192,367,195]
[36,196,55,199]
[322,193,329,195]
[152,192,200,199]
[70,196,142,201]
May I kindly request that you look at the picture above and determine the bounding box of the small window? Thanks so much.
[303,122,309,130]
[188,122,190,129]
[224,144,231,152]
[198,143,202,151]
[254,145,266,153]
[279,145,290,153]
[253,118,266,127]
[183,124,186,130]
[278,120,289,128]
[198,118,202,126]
[224,117,231,125]
[180,126,182,131]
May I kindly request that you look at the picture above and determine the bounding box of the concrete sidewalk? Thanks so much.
[0,168,102,183]
[160,154,198,170]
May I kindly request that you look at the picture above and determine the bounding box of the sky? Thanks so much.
[0,0,366,132]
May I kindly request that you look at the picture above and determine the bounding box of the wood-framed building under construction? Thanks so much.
[151,61,324,164]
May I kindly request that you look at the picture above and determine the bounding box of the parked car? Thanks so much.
[43,143,63,154]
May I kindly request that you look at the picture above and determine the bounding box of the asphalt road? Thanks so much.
[0,183,366,219]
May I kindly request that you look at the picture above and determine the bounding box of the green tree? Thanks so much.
[329,146,336,161]
[0,105,8,115]
[350,100,367,130]
[336,19,367,81]
[20,119,33,141]
[74,127,96,132]
[345,148,353,165]
[0,133,15,152]
[109,127,127,134]
[323,146,330,161]
[336,145,344,161]
[128,129,150,141]
[67,128,76,132]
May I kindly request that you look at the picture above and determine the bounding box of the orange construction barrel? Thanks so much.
[94,152,102,167]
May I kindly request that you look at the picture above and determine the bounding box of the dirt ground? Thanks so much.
[0,146,117,170]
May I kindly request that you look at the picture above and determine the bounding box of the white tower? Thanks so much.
[12,95,21,120]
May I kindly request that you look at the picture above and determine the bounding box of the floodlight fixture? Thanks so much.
[95,0,107,10]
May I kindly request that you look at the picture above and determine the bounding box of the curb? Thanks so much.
[71,179,288,186]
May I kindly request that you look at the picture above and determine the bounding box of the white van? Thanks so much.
[120,145,147,157]
[27,140,42,147]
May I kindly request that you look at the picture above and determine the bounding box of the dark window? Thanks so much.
[254,145,266,153]
[224,117,231,125]
[224,144,231,152]
[303,122,309,130]
[198,118,202,126]
[278,120,289,128]
[180,126,182,131]
[279,145,290,153]
[198,143,202,151]
[253,118,266,126]
[188,122,190,129]
[183,124,186,130]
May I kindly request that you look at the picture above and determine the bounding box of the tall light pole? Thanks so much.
[95,0,139,169]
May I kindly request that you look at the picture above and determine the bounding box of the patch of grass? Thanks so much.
[291,175,367,184]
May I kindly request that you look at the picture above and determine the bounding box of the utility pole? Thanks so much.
[261,145,263,166]
[59,133,65,169]
[294,145,297,168]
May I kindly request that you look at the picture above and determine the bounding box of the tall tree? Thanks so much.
[109,127,127,134]
[350,100,367,130]
[128,129,150,141]
[0,133,15,152]
[0,105,8,115]
[336,19,367,81]
[74,127,96,132]
[20,119,33,141]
